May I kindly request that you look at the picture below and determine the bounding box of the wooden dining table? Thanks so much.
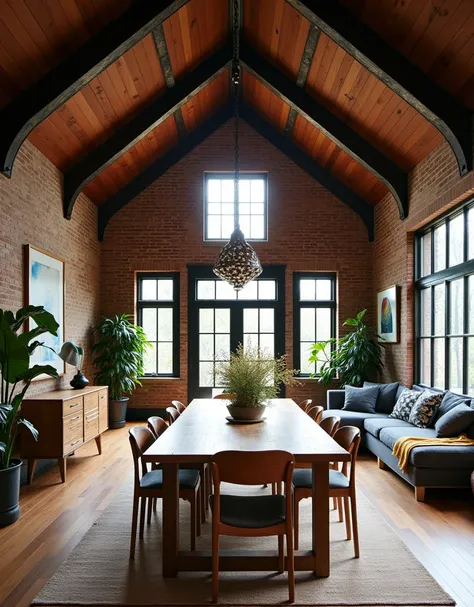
[142,398,350,578]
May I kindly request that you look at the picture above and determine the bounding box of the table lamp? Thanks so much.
[58,342,89,389]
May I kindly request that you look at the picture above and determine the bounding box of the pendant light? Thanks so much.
[213,0,262,291]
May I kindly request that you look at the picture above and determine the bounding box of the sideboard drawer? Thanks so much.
[84,391,99,413]
[63,412,83,454]
[63,397,83,416]
[84,410,99,442]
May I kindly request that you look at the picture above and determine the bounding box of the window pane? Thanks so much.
[142,279,157,300]
[469,208,474,260]
[197,280,215,300]
[421,232,432,277]
[433,338,445,389]
[200,309,214,333]
[208,202,220,215]
[300,308,315,342]
[468,275,474,332]
[221,215,234,239]
[239,179,250,201]
[469,338,474,396]
[199,334,214,361]
[434,283,446,335]
[259,308,274,333]
[158,308,172,341]
[420,288,431,336]
[239,202,250,215]
[449,279,464,335]
[316,280,332,300]
[251,203,265,215]
[243,333,259,352]
[244,308,258,333]
[420,339,431,386]
[251,179,265,202]
[208,179,221,202]
[221,203,234,215]
[221,179,234,202]
[239,215,250,237]
[157,279,173,301]
[199,362,214,387]
[158,343,173,374]
[250,215,265,239]
[142,308,157,341]
[216,280,236,300]
[449,213,464,267]
[316,308,332,341]
[258,280,276,300]
[434,223,446,272]
[144,342,157,374]
[300,343,314,375]
[215,309,230,333]
[238,281,258,300]
[259,333,274,357]
[215,334,230,361]
[300,279,316,301]
[449,337,463,393]
[207,216,221,239]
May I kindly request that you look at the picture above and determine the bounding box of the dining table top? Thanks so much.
[143,398,350,464]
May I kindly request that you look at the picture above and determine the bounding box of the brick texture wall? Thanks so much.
[0,140,101,396]
[101,120,374,409]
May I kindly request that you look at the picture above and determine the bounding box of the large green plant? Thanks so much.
[0,306,59,469]
[92,314,150,401]
[309,309,383,387]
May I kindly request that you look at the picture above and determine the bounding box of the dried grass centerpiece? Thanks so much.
[215,344,299,421]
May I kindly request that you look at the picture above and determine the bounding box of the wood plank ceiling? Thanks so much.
[0,0,472,211]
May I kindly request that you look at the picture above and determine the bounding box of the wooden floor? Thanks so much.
[0,423,473,607]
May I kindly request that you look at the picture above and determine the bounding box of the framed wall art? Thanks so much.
[377,285,399,344]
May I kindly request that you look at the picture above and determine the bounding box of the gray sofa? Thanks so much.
[323,384,474,501]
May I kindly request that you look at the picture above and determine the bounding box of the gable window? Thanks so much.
[137,273,180,377]
[293,273,337,377]
[204,173,268,241]
[415,201,474,395]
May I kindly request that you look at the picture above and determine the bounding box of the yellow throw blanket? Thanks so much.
[392,434,474,472]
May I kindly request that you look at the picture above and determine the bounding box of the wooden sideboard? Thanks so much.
[21,385,108,483]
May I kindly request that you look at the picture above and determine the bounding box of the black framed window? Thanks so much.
[415,200,474,395]
[293,273,337,377]
[204,173,268,241]
[137,273,180,377]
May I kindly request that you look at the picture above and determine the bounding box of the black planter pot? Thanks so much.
[109,397,129,429]
[0,459,22,527]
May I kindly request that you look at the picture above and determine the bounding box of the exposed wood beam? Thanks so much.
[64,43,232,219]
[98,103,234,241]
[0,0,189,179]
[285,0,473,177]
[241,43,408,219]
[240,104,374,241]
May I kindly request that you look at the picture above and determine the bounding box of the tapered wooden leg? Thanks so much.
[350,491,360,558]
[294,496,300,550]
[153,497,157,512]
[58,458,66,483]
[415,486,426,502]
[95,434,102,455]
[212,526,219,603]
[377,457,387,470]
[27,459,37,484]
[332,497,337,510]
[147,496,152,525]
[343,496,351,540]
[337,497,343,522]
[197,488,202,537]
[278,535,284,573]
[287,529,295,603]
[191,496,196,551]
[312,462,330,576]
[129,492,139,559]
[162,463,179,577]
[200,465,206,523]
[139,496,146,539]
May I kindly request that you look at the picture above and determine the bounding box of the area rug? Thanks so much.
[33,481,454,606]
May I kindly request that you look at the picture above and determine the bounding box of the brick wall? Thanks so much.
[0,140,101,395]
[101,120,374,408]
[374,138,474,386]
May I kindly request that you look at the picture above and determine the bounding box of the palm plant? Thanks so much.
[309,309,383,387]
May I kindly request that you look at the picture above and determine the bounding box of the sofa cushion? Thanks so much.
[435,404,474,438]
[390,389,421,422]
[343,385,379,414]
[379,426,436,450]
[364,381,399,414]
[364,417,414,439]
[408,390,444,428]
[433,390,471,424]
[409,445,474,468]
[322,409,388,432]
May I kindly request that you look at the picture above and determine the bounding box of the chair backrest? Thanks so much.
[307,405,324,424]
[147,416,168,439]
[299,399,312,413]
[319,415,341,437]
[211,450,294,486]
[213,393,237,400]
[129,426,156,486]
[171,400,186,413]
[166,406,180,424]
[333,426,361,487]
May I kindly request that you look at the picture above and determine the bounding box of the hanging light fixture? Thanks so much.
[213,0,262,291]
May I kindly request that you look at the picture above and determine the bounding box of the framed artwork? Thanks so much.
[377,285,399,344]
[25,245,65,377]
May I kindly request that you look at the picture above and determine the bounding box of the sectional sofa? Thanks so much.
[323,383,474,501]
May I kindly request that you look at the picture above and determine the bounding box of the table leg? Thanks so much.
[162,463,179,577]
[312,462,329,576]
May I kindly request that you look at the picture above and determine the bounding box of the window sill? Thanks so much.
[139,376,182,381]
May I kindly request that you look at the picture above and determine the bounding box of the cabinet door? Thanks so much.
[84,410,99,442]
[84,391,99,413]
[98,389,108,433]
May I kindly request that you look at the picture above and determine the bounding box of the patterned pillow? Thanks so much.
[389,389,420,422]
[408,390,444,428]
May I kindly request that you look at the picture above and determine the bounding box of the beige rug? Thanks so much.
[33,481,454,606]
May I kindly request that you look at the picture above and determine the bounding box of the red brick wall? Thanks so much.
[101,120,374,408]
[374,138,474,386]
[0,140,101,396]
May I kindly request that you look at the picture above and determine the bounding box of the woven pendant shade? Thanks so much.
[213,227,262,291]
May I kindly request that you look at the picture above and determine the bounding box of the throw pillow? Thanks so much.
[435,404,474,438]
[408,390,443,428]
[389,389,420,422]
[363,381,399,414]
[433,390,471,424]
[342,385,379,414]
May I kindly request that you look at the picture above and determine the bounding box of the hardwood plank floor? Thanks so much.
[0,423,472,607]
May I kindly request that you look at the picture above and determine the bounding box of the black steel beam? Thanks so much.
[285,0,473,176]
[98,103,234,241]
[64,43,232,219]
[241,43,408,219]
[240,104,374,241]
[0,0,189,178]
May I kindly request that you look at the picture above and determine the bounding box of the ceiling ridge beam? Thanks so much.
[285,0,473,177]
[0,0,190,179]
[240,104,374,241]
[98,103,234,241]
[241,42,408,219]
[64,42,232,219]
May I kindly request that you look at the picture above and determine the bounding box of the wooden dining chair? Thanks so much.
[147,416,168,439]
[306,405,324,424]
[293,426,361,558]
[298,399,312,413]
[213,393,237,400]
[210,450,295,603]
[171,400,186,413]
[128,426,201,559]
[166,406,180,424]
[319,415,341,437]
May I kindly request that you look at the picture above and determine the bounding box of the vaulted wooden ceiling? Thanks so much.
[0,0,472,240]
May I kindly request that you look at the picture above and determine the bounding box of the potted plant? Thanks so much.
[92,314,150,429]
[215,344,299,421]
[0,306,59,526]
[309,309,383,387]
